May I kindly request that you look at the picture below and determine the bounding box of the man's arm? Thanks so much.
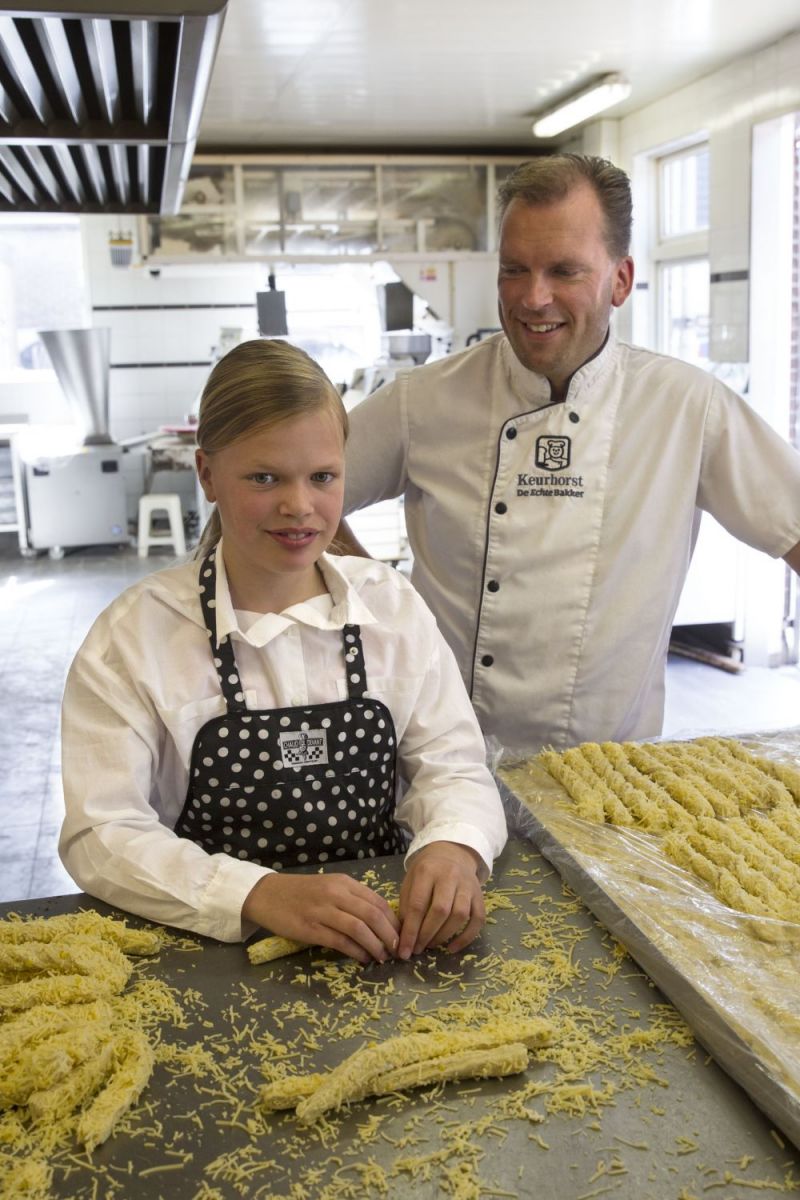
[343,377,408,512]
[784,540,800,575]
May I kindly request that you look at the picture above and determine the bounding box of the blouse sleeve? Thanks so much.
[59,613,269,943]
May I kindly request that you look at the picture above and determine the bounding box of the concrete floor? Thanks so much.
[1,535,799,905]
[0,536,168,904]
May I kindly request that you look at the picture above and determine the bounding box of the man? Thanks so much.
[340,154,800,755]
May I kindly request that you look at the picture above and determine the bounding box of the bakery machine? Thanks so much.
[14,328,128,558]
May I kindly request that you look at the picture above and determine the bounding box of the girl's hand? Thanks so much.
[397,841,485,958]
[242,872,400,965]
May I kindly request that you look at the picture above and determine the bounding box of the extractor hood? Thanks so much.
[0,0,227,215]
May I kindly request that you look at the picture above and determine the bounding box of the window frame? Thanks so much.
[656,142,710,244]
[647,138,711,361]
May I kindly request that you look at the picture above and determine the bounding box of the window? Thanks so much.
[268,261,388,388]
[658,258,710,369]
[653,143,710,370]
[379,164,487,253]
[0,215,88,374]
[658,145,709,239]
[143,156,518,261]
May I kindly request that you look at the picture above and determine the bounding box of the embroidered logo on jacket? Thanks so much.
[514,434,584,498]
[535,435,571,471]
[279,729,329,767]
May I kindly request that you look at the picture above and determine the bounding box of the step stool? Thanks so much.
[137,493,186,558]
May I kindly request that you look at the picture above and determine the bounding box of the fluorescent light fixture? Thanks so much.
[532,73,631,138]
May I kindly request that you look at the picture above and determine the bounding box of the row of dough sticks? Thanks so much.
[0,911,161,1152]
[538,736,800,923]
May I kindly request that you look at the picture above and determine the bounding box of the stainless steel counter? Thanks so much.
[2,837,797,1199]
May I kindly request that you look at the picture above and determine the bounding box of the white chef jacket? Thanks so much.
[59,547,507,942]
[344,332,800,755]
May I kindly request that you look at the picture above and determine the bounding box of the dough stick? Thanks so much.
[248,899,400,964]
[78,1030,155,1153]
[260,1043,529,1112]
[27,1039,115,1123]
[295,1017,552,1124]
[0,912,161,956]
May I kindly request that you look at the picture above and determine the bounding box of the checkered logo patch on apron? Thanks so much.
[278,728,329,767]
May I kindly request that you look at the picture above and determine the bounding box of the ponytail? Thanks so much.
[194,508,222,560]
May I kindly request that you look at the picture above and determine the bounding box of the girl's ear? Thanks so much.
[195,449,216,502]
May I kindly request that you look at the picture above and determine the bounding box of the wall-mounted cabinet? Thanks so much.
[141,155,524,263]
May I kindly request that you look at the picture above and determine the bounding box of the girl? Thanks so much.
[59,339,507,964]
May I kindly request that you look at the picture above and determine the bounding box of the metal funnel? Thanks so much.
[39,327,112,446]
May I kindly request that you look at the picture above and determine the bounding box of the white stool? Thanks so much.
[137,493,186,557]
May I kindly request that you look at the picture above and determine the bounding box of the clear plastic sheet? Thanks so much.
[496,726,800,1149]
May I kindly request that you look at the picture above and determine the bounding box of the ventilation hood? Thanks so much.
[0,0,227,215]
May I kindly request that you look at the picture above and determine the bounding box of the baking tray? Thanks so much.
[499,726,800,1152]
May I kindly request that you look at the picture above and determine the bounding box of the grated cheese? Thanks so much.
[1,851,792,1198]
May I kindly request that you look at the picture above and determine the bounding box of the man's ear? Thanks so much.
[611,256,634,308]
[195,449,216,502]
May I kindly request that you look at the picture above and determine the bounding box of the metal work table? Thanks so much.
[2,836,797,1199]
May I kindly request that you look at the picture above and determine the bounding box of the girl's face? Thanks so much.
[196,407,345,610]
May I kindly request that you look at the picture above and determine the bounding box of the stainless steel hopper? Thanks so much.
[39,327,112,445]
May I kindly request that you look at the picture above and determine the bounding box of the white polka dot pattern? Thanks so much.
[177,700,402,866]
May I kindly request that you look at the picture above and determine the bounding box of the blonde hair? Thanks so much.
[195,338,348,558]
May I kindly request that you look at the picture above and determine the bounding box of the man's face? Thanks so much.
[497,184,633,395]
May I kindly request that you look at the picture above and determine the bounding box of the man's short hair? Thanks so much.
[497,154,632,259]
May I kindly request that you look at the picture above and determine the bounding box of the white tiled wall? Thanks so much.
[81,217,261,520]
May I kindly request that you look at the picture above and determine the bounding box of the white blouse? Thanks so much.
[60,546,508,942]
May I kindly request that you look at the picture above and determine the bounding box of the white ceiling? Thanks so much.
[197,0,800,153]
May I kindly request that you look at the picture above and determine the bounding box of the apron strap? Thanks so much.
[342,623,368,699]
[198,548,248,713]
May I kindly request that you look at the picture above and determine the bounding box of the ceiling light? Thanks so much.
[532,73,631,138]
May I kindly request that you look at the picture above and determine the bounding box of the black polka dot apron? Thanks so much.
[174,548,407,869]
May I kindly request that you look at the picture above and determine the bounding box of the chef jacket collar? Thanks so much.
[501,327,618,412]
[210,541,378,649]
